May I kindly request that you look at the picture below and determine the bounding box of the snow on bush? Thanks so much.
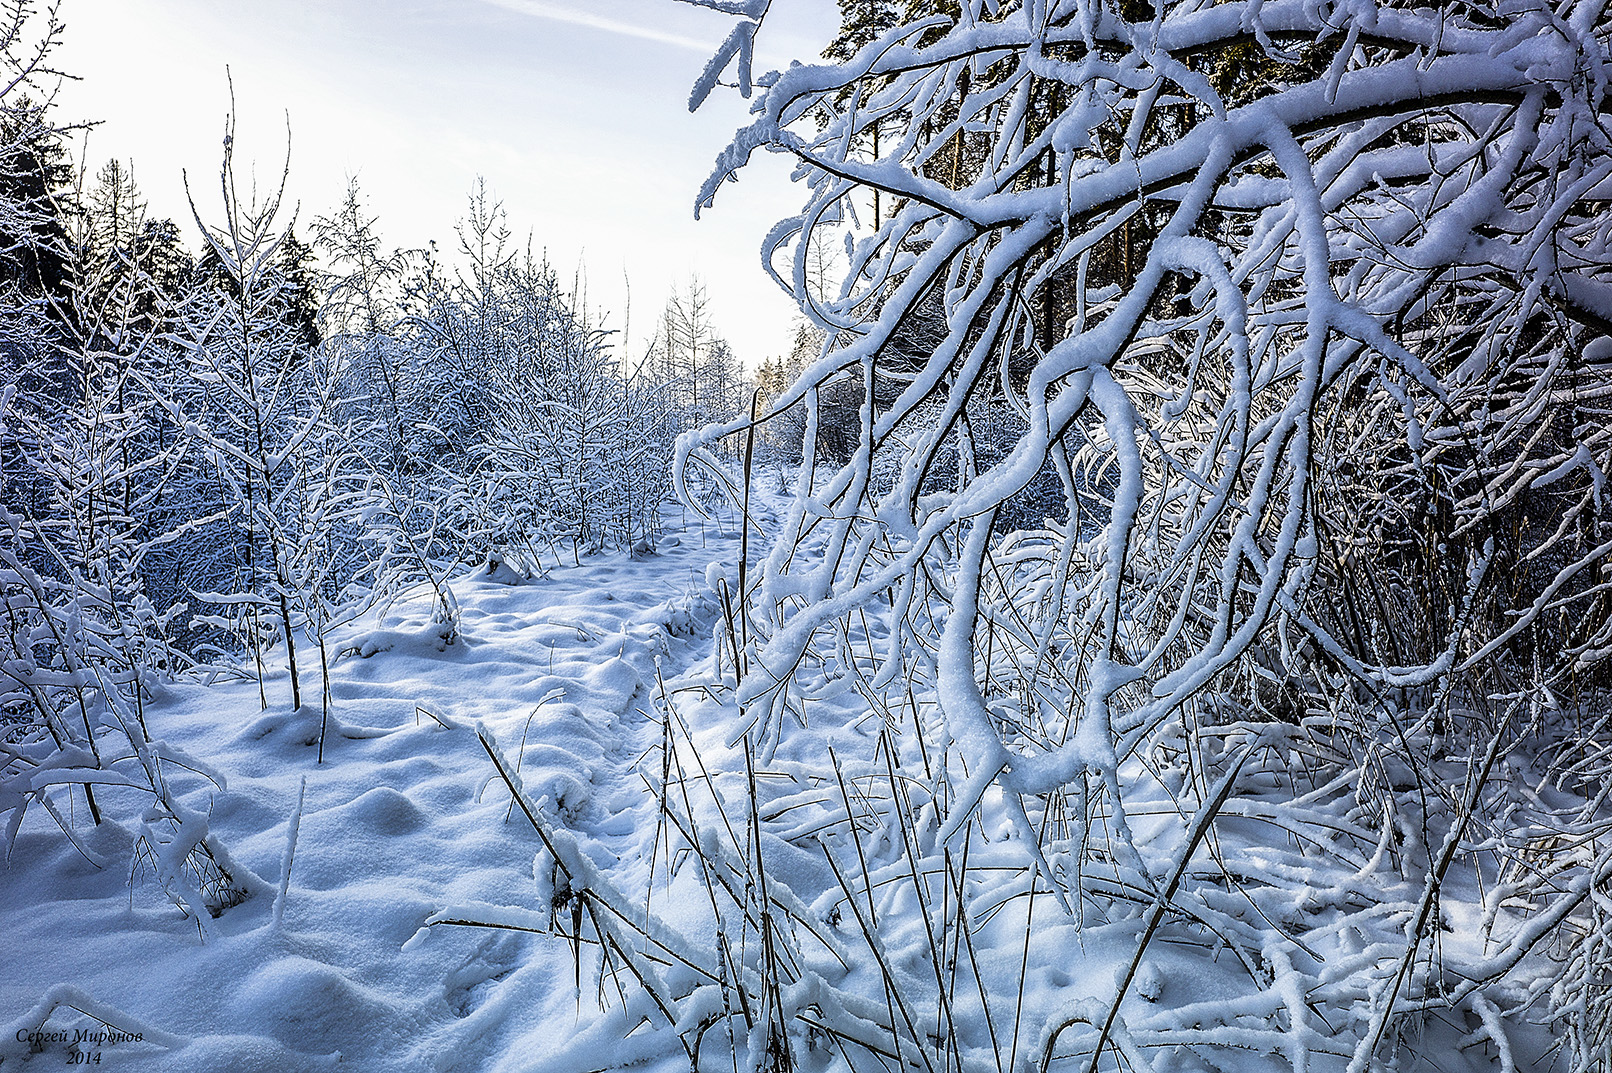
[502,0,1612,1070]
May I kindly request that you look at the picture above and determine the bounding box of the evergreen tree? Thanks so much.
[820,0,904,63]
[0,97,70,303]
[273,230,321,354]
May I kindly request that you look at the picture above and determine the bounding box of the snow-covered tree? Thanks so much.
[312,179,419,478]
[174,108,323,710]
[471,254,656,558]
[651,277,745,427]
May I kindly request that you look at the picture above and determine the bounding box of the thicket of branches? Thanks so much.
[516,0,1612,1070]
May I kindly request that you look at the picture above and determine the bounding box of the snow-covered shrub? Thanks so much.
[637,0,1612,1069]
[382,192,677,567]
[0,503,260,924]
[168,107,329,710]
[0,345,262,926]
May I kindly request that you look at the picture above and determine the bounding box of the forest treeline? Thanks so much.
[3,103,757,665]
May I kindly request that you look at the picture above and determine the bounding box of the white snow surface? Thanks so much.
[0,508,742,1073]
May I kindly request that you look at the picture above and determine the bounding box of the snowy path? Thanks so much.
[0,511,744,1073]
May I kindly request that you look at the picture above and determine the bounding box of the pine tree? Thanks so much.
[820,0,904,64]
[0,97,70,305]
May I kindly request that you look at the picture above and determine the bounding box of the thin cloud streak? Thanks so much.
[479,0,716,53]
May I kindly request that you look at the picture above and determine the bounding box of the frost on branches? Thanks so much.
[665,0,1612,1069]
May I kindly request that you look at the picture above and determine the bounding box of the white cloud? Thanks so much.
[478,0,717,53]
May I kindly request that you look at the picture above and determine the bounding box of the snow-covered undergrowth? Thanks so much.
[455,504,1603,1073]
[2,483,1605,1073]
[632,0,1612,1069]
[0,509,745,1072]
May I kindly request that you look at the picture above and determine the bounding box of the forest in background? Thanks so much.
[1,39,764,670]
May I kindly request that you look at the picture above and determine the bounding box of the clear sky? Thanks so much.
[52,0,838,366]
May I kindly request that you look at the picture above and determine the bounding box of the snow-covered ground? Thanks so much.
[1,507,746,1072]
[0,495,1564,1073]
